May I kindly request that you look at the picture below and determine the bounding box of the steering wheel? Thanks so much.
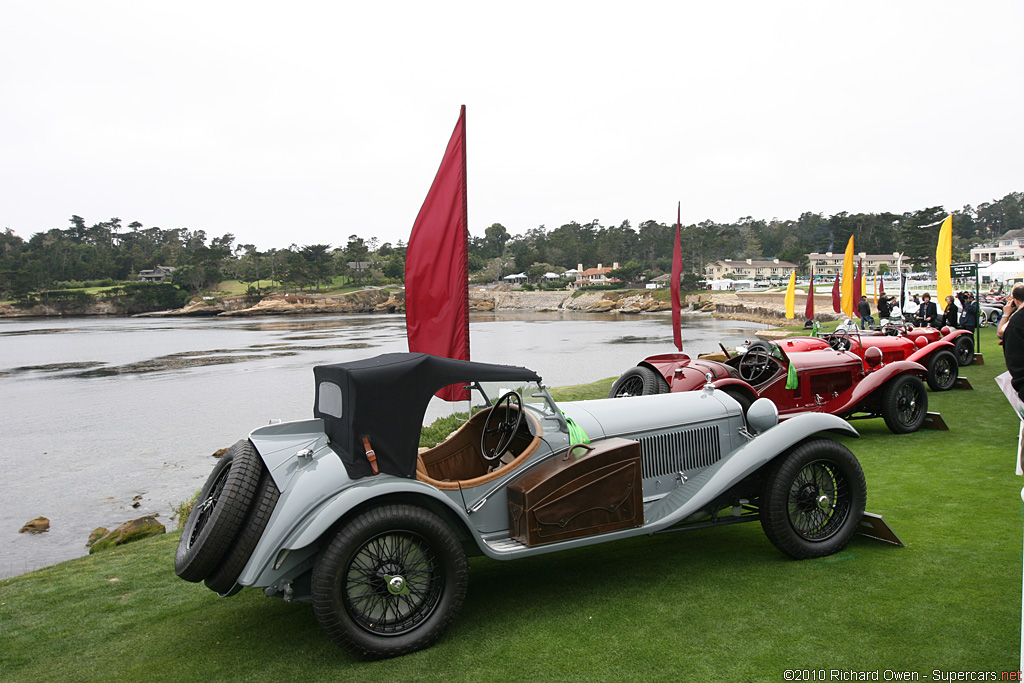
[828,328,851,351]
[739,341,772,382]
[480,391,524,462]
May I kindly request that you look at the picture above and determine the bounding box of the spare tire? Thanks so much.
[204,469,281,594]
[175,440,263,583]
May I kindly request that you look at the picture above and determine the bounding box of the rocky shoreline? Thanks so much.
[2,286,846,325]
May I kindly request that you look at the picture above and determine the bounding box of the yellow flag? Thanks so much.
[784,271,796,318]
[840,236,855,317]
[936,214,953,302]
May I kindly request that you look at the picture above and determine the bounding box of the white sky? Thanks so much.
[1,1,1021,251]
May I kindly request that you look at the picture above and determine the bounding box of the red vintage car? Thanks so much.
[876,322,976,366]
[793,326,960,392]
[610,339,929,434]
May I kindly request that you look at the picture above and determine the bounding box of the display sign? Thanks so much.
[951,262,978,278]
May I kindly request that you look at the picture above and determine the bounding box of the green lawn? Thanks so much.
[1,351,1020,681]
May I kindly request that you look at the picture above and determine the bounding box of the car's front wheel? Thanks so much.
[607,366,668,397]
[311,504,469,660]
[954,336,975,366]
[925,350,958,392]
[881,374,928,433]
[759,438,866,559]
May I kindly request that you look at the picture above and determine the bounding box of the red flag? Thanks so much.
[406,106,469,400]
[671,203,682,351]
[831,272,842,313]
[852,258,863,311]
[804,267,815,320]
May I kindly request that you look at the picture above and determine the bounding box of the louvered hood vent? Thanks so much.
[638,425,721,479]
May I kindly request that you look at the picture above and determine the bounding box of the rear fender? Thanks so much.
[710,377,758,403]
[647,413,858,529]
[907,340,955,365]
[237,469,477,586]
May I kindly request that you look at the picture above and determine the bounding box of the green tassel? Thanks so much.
[562,412,590,457]
[785,361,799,390]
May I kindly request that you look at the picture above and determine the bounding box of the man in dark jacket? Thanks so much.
[877,295,891,321]
[999,283,1024,403]
[857,296,873,329]
[959,293,979,330]
[916,293,938,327]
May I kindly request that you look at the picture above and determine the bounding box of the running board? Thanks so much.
[921,412,949,430]
[857,512,905,547]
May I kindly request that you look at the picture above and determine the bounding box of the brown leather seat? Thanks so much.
[417,408,542,490]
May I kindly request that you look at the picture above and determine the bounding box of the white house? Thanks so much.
[971,229,1024,263]
[571,262,621,289]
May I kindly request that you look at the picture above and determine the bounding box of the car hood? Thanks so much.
[559,390,740,443]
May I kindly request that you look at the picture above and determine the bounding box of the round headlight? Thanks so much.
[747,398,779,433]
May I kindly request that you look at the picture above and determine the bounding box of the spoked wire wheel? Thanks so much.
[881,373,927,433]
[607,366,667,397]
[784,460,851,541]
[312,504,468,659]
[760,438,866,559]
[344,531,444,636]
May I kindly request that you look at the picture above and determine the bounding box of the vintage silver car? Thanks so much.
[175,353,869,659]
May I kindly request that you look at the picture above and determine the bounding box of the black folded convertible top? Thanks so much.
[313,353,542,480]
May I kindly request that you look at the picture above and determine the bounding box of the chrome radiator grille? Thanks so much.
[638,425,721,479]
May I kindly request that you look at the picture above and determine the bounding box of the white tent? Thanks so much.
[979,261,1024,283]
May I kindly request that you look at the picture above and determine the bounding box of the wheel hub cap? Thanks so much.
[384,574,410,596]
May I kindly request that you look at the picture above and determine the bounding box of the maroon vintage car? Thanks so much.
[609,339,929,433]
[792,326,960,392]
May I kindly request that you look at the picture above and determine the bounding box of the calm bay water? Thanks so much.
[0,311,761,578]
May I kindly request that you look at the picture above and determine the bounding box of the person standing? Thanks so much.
[999,283,1024,402]
[857,296,873,329]
[942,295,959,328]
[959,293,979,330]
[878,295,891,322]
[916,293,938,327]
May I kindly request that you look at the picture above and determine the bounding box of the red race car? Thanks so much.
[789,325,960,392]
[874,322,976,366]
[609,339,929,434]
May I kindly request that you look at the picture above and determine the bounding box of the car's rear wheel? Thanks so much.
[204,469,281,594]
[954,336,975,366]
[607,366,667,397]
[760,438,866,559]
[312,504,469,660]
[175,440,264,582]
[925,350,958,391]
[881,374,928,433]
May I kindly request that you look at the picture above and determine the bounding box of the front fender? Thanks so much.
[834,360,925,415]
[646,412,858,529]
[907,340,955,365]
[942,329,972,343]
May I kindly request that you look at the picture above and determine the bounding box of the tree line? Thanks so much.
[1,192,1021,301]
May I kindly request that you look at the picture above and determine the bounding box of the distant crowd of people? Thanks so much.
[851,290,990,331]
